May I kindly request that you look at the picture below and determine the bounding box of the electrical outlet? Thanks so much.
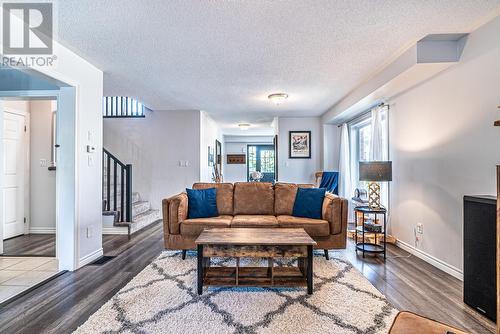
[416,223,424,234]
[86,226,93,238]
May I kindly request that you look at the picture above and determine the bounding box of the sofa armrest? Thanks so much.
[162,192,188,235]
[322,193,348,235]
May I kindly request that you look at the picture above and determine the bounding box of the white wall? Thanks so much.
[277,117,322,184]
[223,135,274,183]
[323,124,341,171]
[104,110,201,208]
[24,39,104,269]
[388,15,500,277]
[200,111,222,182]
[0,39,103,269]
[29,100,56,234]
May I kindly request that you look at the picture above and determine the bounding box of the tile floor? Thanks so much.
[0,257,59,304]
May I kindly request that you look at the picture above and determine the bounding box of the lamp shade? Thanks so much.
[359,161,392,182]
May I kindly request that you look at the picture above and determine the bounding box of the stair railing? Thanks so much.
[103,148,132,222]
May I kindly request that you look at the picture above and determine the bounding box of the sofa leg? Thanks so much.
[181,250,187,260]
[324,249,329,260]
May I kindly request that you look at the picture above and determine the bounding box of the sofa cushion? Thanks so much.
[180,215,232,236]
[193,183,234,215]
[277,215,330,237]
[231,215,278,228]
[292,188,327,219]
[186,188,218,219]
[274,183,314,215]
[233,182,275,215]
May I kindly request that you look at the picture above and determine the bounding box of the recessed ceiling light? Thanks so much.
[238,123,251,130]
[268,93,288,105]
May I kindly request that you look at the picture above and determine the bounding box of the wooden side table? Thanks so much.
[354,206,387,260]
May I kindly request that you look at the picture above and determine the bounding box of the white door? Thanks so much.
[2,111,26,239]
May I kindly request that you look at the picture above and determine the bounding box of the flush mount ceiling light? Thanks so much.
[268,93,288,105]
[238,123,251,130]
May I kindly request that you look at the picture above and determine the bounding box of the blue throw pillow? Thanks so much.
[186,188,219,219]
[292,188,327,219]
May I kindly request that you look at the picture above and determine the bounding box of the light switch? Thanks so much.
[40,159,47,167]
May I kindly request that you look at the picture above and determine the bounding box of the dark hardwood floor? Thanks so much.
[3,234,56,257]
[0,222,494,334]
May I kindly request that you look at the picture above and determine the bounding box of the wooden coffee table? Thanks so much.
[195,228,317,295]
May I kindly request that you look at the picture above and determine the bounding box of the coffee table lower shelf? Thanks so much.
[203,266,307,287]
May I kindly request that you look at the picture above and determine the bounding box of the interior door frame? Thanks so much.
[2,106,31,237]
[0,88,77,271]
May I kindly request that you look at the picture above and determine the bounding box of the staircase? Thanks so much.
[102,149,160,236]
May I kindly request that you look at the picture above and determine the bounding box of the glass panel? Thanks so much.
[260,149,275,173]
[248,146,257,179]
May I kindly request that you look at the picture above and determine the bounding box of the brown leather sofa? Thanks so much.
[162,182,348,259]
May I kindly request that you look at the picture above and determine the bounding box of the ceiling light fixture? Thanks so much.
[238,123,251,130]
[268,93,288,105]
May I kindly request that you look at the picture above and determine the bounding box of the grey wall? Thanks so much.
[277,117,322,184]
[388,16,500,276]
[103,110,202,208]
[29,100,56,233]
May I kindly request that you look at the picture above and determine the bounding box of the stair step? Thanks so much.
[132,201,151,217]
[129,209,161,234]
[103,192,141,205]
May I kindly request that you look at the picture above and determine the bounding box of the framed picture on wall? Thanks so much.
[289,131,311,159]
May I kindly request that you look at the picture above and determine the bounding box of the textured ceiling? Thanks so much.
[54,0,500,133]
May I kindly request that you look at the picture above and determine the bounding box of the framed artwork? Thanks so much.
[289,131,311,159]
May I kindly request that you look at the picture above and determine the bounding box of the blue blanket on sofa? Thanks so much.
[319,171,339,195]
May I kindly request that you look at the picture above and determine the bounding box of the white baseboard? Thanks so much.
[29,227,56,234]
[78,248,103,268]
[102,226,129,235]
[396,239,463,281]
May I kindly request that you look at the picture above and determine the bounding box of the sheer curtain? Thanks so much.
[338,123,355,221]
[369,105,389,207]
[338,124,351,199]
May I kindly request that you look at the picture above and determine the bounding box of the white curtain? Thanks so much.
[369,105,389,207]
[370,105,386,161]
[338,124,351,199]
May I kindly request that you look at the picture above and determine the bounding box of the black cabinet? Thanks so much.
[463,195,496,322]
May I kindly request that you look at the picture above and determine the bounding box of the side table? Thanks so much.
[354,206,387,260]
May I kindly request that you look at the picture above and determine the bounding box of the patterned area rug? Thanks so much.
[75,251,398,334]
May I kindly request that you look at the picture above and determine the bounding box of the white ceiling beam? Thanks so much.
[321,34,468,125]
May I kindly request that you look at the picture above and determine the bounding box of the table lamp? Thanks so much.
[359,161,392,209]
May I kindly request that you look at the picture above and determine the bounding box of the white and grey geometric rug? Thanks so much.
[75,251,398,334]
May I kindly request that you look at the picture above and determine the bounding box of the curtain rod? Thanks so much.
[337,102,387,127]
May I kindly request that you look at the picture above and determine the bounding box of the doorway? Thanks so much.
[247,145,276,182]
[2,100,57,257]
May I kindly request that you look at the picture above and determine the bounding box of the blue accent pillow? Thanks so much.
[186,188,219,219]
[292,188,327,219]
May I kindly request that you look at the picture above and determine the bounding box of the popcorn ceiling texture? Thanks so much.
[74,251,398,334]
[54,1,500,131]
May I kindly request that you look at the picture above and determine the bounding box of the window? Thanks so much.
[103,96,145,117]
[349,106,389,205]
